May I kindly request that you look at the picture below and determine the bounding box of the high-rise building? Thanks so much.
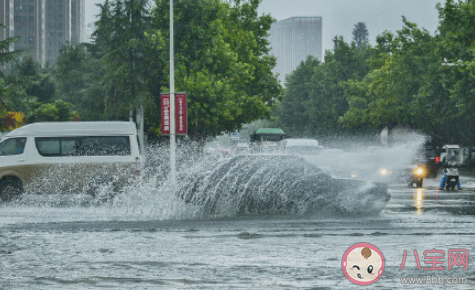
[45,0,71,63]
[269,17,323,85]
[0,0,85,65]
[0,0,14,47]
[71,0,85,44]
[13,0,46,63]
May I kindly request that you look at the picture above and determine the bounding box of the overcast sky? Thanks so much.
[85,0,442,52]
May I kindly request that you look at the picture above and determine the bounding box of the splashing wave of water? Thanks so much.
[175,155,389,218]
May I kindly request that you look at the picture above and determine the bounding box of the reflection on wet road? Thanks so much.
[389,186,475,215]
[0,186,475,289]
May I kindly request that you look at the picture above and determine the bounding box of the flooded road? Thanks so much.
[1,182,475,289]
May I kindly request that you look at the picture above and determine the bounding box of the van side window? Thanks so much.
[77,136,130,156]
[0,137,27,156]
[61,139,77,155]
[35,136,131,157]
[36,138,61,156]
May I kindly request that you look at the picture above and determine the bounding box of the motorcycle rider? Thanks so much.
[438,152,462,190]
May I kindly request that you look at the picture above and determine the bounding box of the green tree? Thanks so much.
[435,0,475,146]
[277,56,320,136]
[152,0,282,138]
[54,42,106,120]
[0,24,21,68]
[308,37,371,136]
[275,36,371,138]
[27,100,77,123]
[340,19,439,134]
[0,60,37,117]
[0,25,23,118]
[273,0,475,147]
[352,22,370,49]
[6,56,56,103]
[227,0,282,124]
[52,0,280,139]
[92,0,156,120]
[55,43,89,104]
[0,78,17,121]
[339,2,475,146]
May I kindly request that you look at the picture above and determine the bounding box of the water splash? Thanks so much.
[305,135,428,182]
[175,154,389,218]
[6,135,429,221]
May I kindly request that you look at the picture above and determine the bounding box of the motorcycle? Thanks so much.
[409,164,425,188]
[444,166,459,191]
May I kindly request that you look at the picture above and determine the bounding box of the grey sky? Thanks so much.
[85,0,442,52]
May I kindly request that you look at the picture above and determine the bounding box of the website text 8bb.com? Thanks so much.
[400,276,467,285]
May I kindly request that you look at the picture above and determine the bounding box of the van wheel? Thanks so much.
[0,179,23,202]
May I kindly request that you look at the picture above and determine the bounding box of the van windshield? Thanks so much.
[0,137,26,156]
[35,136,131,157]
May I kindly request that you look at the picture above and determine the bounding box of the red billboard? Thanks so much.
[161,93,187,135]
[160,94,171,135]
[175,93,187,135]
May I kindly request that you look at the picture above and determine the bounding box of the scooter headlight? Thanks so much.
[414,167,424,176]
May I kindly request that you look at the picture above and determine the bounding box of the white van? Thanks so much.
[0,122,141,201]
[440,144,462,165]
[280,138,324,154]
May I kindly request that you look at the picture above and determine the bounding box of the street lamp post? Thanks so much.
[170,0,176,184]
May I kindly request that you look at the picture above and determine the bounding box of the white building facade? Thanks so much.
[269,17,323,85]
[0,0,85,65]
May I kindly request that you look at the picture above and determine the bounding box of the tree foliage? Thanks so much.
[5,0,475,147]
[92,0,155,120]
[277,37,370,137]
[0,25,22,67]
[54,42,106,120]
[276,0,475,146]
[27,100,77,123]
[43,0,281,139]
[0,27,24,119]
[0,31,75,126]
[435,0,475,145]
[352,22,369,49]
[152,0,282,137]
[276,56,320,136]
[341,18,436,129]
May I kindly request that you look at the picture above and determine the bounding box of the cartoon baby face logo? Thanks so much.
[342,243,385,285]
